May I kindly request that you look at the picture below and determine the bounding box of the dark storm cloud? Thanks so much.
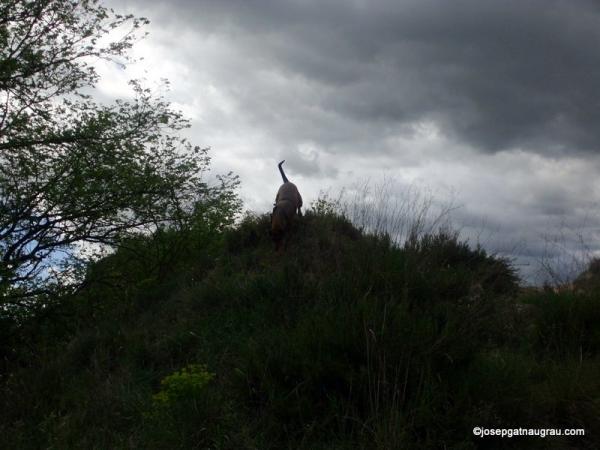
[141,0,600,155]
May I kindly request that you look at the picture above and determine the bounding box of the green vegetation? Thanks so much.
[2,2,599,449]
[1,0,240,306]
[1,206,599,449]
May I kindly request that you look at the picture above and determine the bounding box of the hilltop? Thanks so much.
[1,210,599,449]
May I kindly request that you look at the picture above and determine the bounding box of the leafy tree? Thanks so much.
[0,0,240,308]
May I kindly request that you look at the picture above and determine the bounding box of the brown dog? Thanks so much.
[271,160,303,250]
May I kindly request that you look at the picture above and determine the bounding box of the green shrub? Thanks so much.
[143,364,227,448]
[151,364,215,408]
[405,231,519,298]
[528,291,600,358]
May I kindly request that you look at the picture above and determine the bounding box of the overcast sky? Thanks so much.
[101,0,600,283]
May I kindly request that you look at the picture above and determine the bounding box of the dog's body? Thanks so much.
[271,160,303,250]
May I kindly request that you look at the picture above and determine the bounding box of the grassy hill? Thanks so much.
[1,210,599,449]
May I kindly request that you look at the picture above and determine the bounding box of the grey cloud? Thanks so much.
[146,0,600,155]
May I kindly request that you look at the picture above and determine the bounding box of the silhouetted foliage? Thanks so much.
[2,208,598,449]
[0,0,240,309]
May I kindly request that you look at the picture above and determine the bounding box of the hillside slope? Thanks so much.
[1,211,599,449]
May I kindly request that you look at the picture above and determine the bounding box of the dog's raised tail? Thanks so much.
[278,160,289,183]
